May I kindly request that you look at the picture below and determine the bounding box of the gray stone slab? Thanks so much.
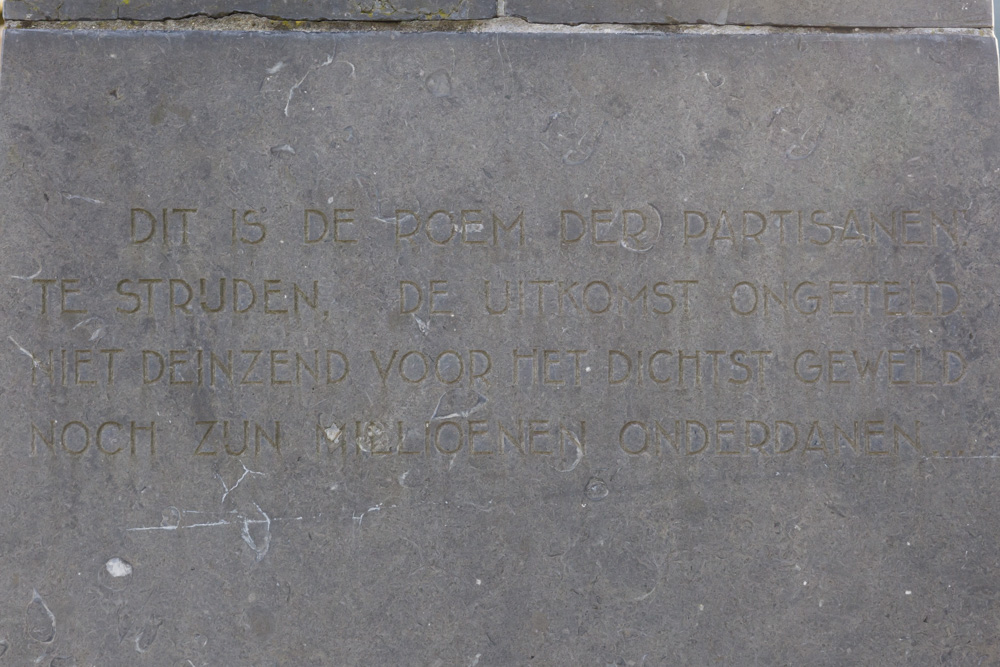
[1,26,1000,665]
[3,0,496,21]
[505,0,993,28]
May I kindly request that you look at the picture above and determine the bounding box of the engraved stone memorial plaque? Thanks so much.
[0,8,999,666]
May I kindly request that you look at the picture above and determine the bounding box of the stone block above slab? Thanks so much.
[504,0,993,28]
[3,0,497,21]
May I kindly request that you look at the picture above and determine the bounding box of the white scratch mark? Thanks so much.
[10,261,41,280]
[267,61,285,74]
[72,317,104,342]
[28,589,56,642]
[61,193,104,205]
[353,503,383,529]
[217,460,265,503]
[786,126,823,160]
[9,336,42,368]
[469,654,482,667]
[241,502,271,561]
[285,54,334,117]
[695,70,725,87]
[619,237,653,253]
[555,437,584,473]
[412,314,431,336]
[126,524,178,532]
[128,509,304,536]
[186,520,231,529]
[633,584,657,602]
[431,389,488,420]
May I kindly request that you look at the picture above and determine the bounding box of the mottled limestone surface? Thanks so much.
[0,26,999,664]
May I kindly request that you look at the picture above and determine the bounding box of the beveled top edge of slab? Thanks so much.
[504,0,994,29]
[3,17,994,36]
[2,0,498,22]
[4,0,993,26]
[2,21,994,37]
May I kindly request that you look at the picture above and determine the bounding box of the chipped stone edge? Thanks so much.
[1,14,994,35]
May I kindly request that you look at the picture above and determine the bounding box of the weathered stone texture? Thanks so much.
[0,25,998,666]
[3,0,497,21]
[506,0,993,28]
